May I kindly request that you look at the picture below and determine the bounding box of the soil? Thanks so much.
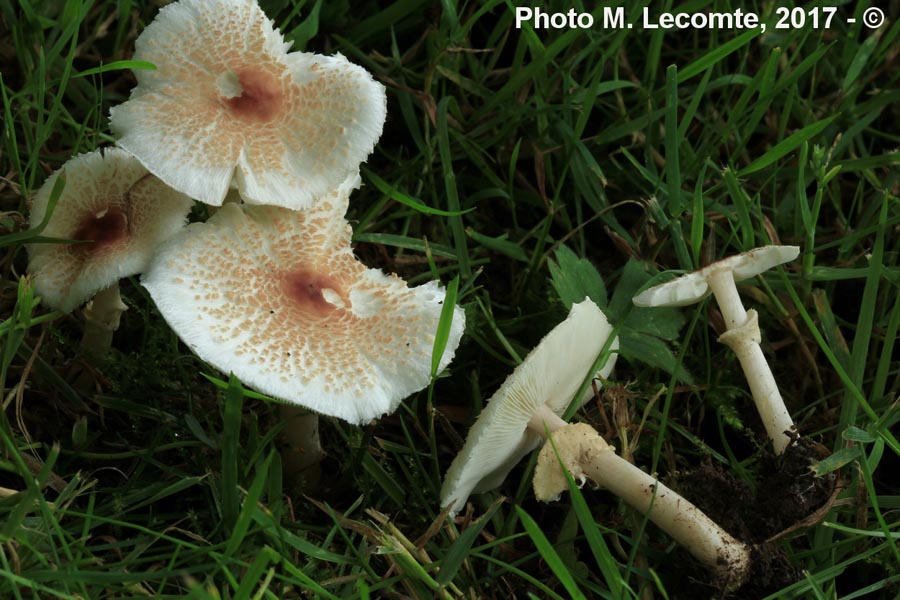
[666,438,837,598]
[748,438,837,540]
[736,545,801,599]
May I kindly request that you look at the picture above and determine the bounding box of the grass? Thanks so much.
[2,0,900,597]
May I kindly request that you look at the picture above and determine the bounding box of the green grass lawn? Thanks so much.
[2,0,900,598]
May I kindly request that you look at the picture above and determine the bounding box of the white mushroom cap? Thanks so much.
[27,147,193,313]
[440,299,618,514]
[109,0,386,210]
[141,174,465,425]
[632,245,800,308]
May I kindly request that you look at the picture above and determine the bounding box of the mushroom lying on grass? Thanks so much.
[110,0,386,211]
[441,299,618,513]
[441,299,751,588]
[534,422,751,588]
[633,245,800,454]
[27,147,193,359]
[143,174,465,484]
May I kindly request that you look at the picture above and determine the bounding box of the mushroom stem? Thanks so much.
[706,268,796,454]
[527,404,569,434]
[278,404,324,490]
[535,423,751,589]
[719,311,795,454]
[79,283,128,361]
[706,268,748,328]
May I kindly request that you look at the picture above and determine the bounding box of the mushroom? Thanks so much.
[109,0,386,211]
[142,173,465,479]
[632,246,800,454]
[440,299,751,587]
[27,147,193,359]
[533,422,751,588]
[440,299,618,515]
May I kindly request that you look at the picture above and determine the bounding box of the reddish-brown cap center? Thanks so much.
[222,68,283,123]
[281,270,343,317]
[72,207,128,249]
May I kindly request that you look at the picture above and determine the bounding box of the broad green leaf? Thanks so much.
[548,245,608,309]
[620,335,693,385]
[610,259,685,341]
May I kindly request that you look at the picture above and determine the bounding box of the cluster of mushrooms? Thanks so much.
[441,246,804,590]
[26,0,810,591]
[27,0,465,478]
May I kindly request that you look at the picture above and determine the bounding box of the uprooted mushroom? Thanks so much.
[632,245,800,454]
[441,299,619,514]
[533,422,751,589]
[441,299,752,589]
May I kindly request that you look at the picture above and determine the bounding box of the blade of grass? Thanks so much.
[430,275,460,377]
[224,451,275,556]
[72,59,156,78]
[436,498,502,586]
[220,375,244,534]
[436,98,470,278]
[515,505,587,600]
[365,169,474,217]
[737,115,838,176]
[664,65,690,269]
[677,28,759,82]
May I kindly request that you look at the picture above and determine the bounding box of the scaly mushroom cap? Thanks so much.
[440,299,618,514]
[142,174,465,425]
[109,0,386,209]
[27,148,193,313]
[632,245,800,308]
